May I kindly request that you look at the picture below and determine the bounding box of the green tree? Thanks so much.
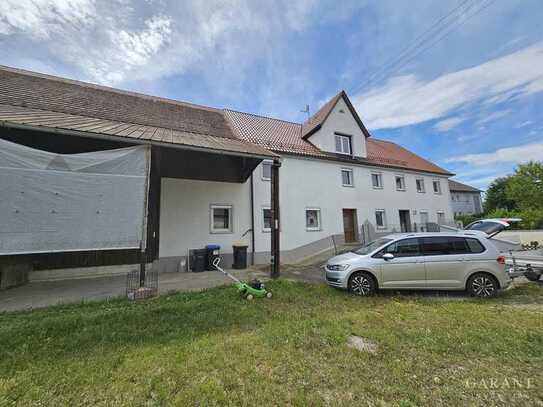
[483,176,516,212]
[506,161,543,210]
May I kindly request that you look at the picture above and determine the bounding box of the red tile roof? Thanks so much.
[0,65,452,174]
[448,179,481,192]
[225,108,452,175]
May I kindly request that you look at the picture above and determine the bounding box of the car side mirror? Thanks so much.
[382,253,394,261]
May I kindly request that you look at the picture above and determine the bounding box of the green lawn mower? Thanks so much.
[213,258,272,300]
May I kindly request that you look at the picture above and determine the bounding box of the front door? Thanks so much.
[378,237,426,289]
[342,209,357,243]
[399,210,411,232]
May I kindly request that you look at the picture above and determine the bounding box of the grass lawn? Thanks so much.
[1,281,542,406]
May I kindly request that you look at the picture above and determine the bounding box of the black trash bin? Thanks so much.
[232,245,248,269]
[206,244,221,270]
[191,249,207,272]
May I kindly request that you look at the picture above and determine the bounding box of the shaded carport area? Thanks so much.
[0,103,280,309]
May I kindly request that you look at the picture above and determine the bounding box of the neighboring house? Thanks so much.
[0,66,455,275]
[449,179,483,216]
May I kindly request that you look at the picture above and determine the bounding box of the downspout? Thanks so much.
[250,173,255,265]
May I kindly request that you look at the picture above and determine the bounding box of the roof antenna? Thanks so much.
[301,104,310,121]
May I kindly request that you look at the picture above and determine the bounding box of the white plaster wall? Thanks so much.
[451,192,482,215]
[159,178,252,257]
[253,155,454,253]
[308,97,367,158]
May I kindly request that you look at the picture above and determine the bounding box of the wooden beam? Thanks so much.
[270,159,281,278]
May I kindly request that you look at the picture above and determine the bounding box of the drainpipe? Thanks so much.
[250,173,255,265]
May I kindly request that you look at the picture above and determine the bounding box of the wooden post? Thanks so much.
[270,159,281,278]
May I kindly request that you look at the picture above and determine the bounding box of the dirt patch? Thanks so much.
[347,335,378,354]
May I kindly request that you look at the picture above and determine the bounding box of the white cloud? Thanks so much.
[476,109,512,125]
[0,0,332,86]
[446,141,543,166]
[355,42,543,129]
[433,116,465,132]
[516,120,533,128]
[0,0,96,38]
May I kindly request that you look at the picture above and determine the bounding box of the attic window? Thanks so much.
[338,109,345,113]
[334,134,352,155]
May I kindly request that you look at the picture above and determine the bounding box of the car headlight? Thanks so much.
[327,264,349,271]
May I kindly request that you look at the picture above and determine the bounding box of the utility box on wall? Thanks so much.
[0,261,31,290]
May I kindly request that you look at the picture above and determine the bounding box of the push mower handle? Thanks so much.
[213,257,221,268]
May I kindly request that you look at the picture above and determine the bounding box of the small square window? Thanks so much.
[433,180,442,194]
[416,178,425,193]
[334,134,352,155]
[371,173,383,189]
[395,175,405,191]
[262,160,272,180]
[375,210,386,229]
[211,205,232,233]
[305,208,321,231]
[341,169,353,186]
[262,208,272,232]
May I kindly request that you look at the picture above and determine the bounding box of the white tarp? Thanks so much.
[0,138,150,255]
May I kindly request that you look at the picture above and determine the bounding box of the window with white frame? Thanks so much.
[416,178,425,193]
[262,207,272,232]
[334,134,352,155]
[305,208,321,231]
[210,205,233,233]
[433,180,442,194]
[262,160,272,181]
[375,209,386,229]
[395,175,406,191]
[437,211,446,225]
[371,172,383,189]
[341,168,354,187]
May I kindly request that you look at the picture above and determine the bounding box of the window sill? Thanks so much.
[342,184,354,188]
[261,177,271,182]
[306,228,322,232]
[396,188,406,192]
[372,186,383,190]
[262,229,271,233]
[210,230,233,234]
[417,190,426,193]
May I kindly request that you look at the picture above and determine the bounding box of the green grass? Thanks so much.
[1,282,542,406]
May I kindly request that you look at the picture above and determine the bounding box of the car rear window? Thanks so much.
[465,238,485,253]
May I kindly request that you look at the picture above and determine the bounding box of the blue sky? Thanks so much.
[1,0,542,190]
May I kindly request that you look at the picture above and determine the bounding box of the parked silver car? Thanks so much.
[325,232,511,297]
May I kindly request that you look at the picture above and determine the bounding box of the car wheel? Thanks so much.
[467,273,498,298]
[348,272,376,296]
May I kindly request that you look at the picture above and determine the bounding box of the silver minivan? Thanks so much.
[325,232,511,297]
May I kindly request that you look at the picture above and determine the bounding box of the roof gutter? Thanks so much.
[0,121,277,161]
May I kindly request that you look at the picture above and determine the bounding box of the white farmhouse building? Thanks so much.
[448,179,483,216]
[0,67,455,276]
[160,91,455,268]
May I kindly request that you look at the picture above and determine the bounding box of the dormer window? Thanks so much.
[334,133,352,155]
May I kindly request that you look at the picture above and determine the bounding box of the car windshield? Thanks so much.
[354,238,393,255]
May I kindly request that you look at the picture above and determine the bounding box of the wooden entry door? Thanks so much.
[343,209,357,243]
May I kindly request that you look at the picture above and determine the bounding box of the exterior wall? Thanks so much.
[159,156,454,266]
[159,177,253,260]
[451,191,482,216]
[307,98,367,158]
[253,155,454,255]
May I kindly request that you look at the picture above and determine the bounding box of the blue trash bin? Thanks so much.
[205,244,221,270]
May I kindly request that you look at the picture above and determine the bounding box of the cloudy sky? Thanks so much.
[1,0,542,190]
